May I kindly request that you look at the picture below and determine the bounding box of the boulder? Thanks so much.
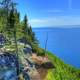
[0,52,18,69]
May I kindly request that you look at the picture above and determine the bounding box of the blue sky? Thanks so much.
[15,0,80,27]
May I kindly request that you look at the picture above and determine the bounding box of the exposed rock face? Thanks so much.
[23,47,32,54]
[2,70,17,80]
[32,54,55,69]
[0,52,18,80]
[0,52,18,68]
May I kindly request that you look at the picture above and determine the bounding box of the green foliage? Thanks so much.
[0,8,6,33]
[44,52,80,80]
[37,48,45,56]
[0,0,38,46]
[0,2,38,77]
[31,42,45,56]
[31,43,39,53]
[0,1,80,80]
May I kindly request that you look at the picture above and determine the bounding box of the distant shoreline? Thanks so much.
[32,25,80,29]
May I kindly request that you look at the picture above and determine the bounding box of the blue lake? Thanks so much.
[33,27,80,68]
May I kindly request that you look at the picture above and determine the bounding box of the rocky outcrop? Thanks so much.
[0,52,18,68]
[0,52,18,80]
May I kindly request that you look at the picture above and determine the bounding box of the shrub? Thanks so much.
[37,48,45,56]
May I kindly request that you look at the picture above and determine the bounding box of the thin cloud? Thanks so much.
[29,16,80,27]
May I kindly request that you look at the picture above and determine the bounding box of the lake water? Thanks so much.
[33,27,80,68]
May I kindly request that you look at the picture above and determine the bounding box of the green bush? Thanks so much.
[31,43,45,56]
[37,48,45,56]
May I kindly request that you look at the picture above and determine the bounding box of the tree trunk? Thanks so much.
[13,29,20,78]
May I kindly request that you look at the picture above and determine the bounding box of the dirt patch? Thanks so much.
[37,68,48,80]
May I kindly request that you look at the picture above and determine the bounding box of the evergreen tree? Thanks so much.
[7,2,20,77]
[0,0,17,35]
[28,25,38,44]
[22,15,29,46]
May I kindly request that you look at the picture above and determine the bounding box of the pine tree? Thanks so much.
[22,15,29,46]
[7,2,20,77]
